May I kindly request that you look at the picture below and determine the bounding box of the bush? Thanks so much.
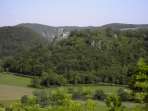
[93,89,106,101]
[41,72,67,87]
[33,89,71,107]
[49,89,71,106]
[21,95,36,106]
[72,87,92,100]
[0,105,4,111]
[117,88,132,101]
[31,77,42,88]
[33,90,50,107]
[106,95,124,111]
[21,95,28,105]
[0,60,4,72]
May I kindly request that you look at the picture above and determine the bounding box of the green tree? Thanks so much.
[130,58,148,103]
[106,95,124,111]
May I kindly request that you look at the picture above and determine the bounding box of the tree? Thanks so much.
[93,89,106,101]
[106,95,124,111]
[0,60,3,72]
[21,95,36,106]
[130,58,148,103]
[31,77,41,88]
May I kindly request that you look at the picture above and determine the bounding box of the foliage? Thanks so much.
[33,89,71,107]
[21,95,36,106]
[129,58,148,103]
[0,72,31,87]
[93,89,106,101]
[106,95,124,111]
[71,87,92,100]
[117,88,132,101]
[33,90,51,107]
[1,28,148,87]
[32,70,67,87]
[3,99,97,111]
[0,26,45,57]
[0,60,3,72]
[4,89,97,111]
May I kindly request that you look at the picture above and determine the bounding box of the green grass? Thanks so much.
[0,72,32,87]
[95,101,107,111]
[49,84,123,96]
[0,72,34,104]
[0,100,19,106]
[0,72,137,110]
[0,84,33,101]
[68,84,123,95]
[95,101,139,111]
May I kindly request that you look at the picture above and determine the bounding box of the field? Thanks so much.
[0,85,33,100]
[0,72,32,87]
[0,72,138,110]
[0,72,34,105]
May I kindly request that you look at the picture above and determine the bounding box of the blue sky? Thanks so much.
[0,0,148,26]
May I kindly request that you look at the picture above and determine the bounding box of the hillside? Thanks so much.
[101,23,148,30]
[18,23,98,42]
[17,23,148,43]
[0,26,46,57]
[0,72,33,102]
[0,23,148,86]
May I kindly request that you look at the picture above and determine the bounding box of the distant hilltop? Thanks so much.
[101,23,148,30]
[0,23,148,43]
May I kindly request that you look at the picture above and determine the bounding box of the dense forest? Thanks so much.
[0,25,148,87]
[0,58,148,111]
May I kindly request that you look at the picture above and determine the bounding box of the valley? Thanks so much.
[0,23,148,111]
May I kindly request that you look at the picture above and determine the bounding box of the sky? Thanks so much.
[0,0,148,26]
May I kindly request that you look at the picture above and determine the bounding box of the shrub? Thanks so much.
[31,77,42,88]
[0,105,4,111]
[0,60,4,72]
[21,95,36,106]
[106,95,125,111]
[85,99,97,111]
[33,89,71,107]
[33,90,50,107]
[41,72,67,87]
[117,88,132,101]
[93,89,106,101]
[72,87,92,100]
[49,89,71,106]
[21,95,28,105]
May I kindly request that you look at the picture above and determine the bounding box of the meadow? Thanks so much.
[0,72,139,111]
[0,72,121,101]
[0,72,32,87]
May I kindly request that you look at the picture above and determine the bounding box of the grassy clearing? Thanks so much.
[68,84,123,95]
[95,101,139,111]
[95,101,107,111]
[0,72,34,104]
[0,72,31,87]
[0,100,19,107]
[0,84,33,101]
[0,72,122,102]
[48,84,123,96]
[0,72,136,110]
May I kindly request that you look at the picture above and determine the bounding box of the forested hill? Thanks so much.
[18,23,148,42]
[0,23,148,86]
[0,26,46,58]
[102,23,148,30]
[18,23,97,42]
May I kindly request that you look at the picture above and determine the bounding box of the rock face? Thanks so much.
[18,23,85,42]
